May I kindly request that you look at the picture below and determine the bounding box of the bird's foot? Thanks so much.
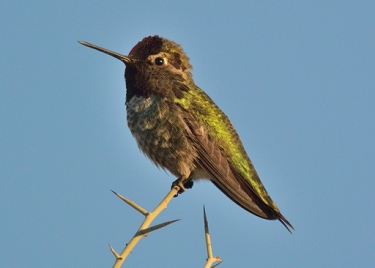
[171,177,194,197]
[183,179,194,190]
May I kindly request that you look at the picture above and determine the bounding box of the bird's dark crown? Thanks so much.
[128,35,192,71]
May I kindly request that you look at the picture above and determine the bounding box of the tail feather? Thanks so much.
[278,215,294,233]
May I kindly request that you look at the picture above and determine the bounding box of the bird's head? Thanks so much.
[79,36,193,102]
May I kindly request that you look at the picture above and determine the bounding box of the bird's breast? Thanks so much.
[126,95,198,178]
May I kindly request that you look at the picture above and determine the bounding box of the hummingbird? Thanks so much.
[79,36,294,232]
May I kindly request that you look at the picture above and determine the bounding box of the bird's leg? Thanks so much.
[171,175,194,197]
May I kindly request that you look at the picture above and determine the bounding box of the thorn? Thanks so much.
[203,206,208,226]
[203,205,209,234]
[136,219,181,236]
[110,189,117,195]
[108,243,122,260]
[111,189,148,216]
[203,205,215,261]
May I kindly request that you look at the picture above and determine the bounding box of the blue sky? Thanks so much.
[1,1,374,267]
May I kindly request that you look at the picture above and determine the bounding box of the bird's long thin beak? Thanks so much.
[78,41,132,64]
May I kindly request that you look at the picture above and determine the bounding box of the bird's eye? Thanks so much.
[154,57,164,66]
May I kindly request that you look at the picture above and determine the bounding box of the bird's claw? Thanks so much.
[171,178,194,197]
[172,179,186,196]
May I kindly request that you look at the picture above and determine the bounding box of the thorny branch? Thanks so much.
[109,187,222,267]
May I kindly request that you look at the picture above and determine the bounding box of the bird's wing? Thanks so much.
[180,108,294,232]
